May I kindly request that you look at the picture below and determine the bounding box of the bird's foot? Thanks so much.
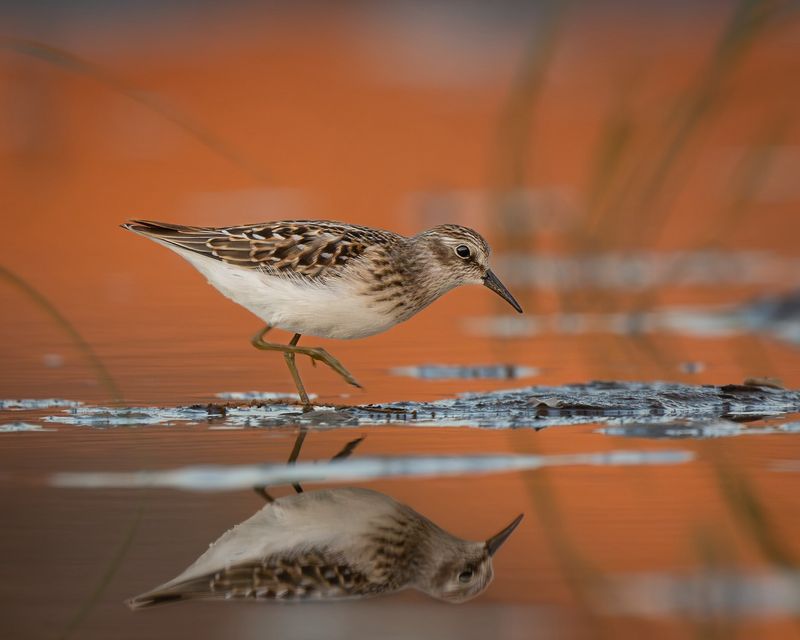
[298,347,362,389]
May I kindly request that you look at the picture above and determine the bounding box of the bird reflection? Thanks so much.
[128,430,523,608]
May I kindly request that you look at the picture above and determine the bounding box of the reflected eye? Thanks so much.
[455,245,471,259]
[458,569,474,583]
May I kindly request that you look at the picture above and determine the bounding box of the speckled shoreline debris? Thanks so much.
[13,380,800,430]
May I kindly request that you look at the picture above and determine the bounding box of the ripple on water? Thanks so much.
[50,449,695,491]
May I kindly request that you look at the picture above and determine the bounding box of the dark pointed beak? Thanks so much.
[483,270,523,313]
[484,513,524,556]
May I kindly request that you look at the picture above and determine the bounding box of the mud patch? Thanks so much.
[216,391,318,401]
[42,406,209,427]
[391,364,539,380]
[370,381,800,429]
[0,399,82,410]
[465,289,800,345]
[599,420,800,439]
[21,381,800,431]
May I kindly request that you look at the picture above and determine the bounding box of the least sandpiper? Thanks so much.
[127,487,523,608]
[122,220,522,408]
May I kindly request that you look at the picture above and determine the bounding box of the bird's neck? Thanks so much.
[411,529,473,595]
[400,234,458,310]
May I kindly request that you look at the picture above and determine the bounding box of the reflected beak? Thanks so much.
[483,270,523,313]
[484,513,524,556]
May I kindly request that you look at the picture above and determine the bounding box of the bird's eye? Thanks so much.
[458,569,474,583]
[455,245,471,259]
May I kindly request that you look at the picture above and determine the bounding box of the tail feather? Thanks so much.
[127,592,187,610]
[121,219,209,238]
[126,577,213,610]
[121,219,222,259]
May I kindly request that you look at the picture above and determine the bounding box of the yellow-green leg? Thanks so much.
[250,325,361,412]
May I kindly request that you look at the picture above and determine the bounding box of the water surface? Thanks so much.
[2,3,800,639]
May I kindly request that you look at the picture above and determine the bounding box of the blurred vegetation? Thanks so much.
[2,37,268,182]
[493,0,799,631]
[0,264,123,401]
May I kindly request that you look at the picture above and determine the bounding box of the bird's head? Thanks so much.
[413,225,522,313]
[420,513,524,603]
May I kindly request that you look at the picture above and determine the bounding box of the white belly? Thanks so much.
[171,246,398,339]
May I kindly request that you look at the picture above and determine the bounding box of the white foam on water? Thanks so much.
[0,422,55,433]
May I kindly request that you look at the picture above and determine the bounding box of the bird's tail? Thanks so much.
[126,576,213,610]
[120,219,217,255]
[121,219,206,239]
[126,591,186,610]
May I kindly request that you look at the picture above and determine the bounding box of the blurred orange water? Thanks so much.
[2,3,800,639]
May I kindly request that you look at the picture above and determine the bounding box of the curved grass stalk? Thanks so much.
[601,0,779,251]
[0,265,123,402]
[57,500,144,640]
[1,37,268,183]
[489,1,568,315]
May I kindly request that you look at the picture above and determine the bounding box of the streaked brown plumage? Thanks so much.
[124,219,385,279]
[127,488,523,608]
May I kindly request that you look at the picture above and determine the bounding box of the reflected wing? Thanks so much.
[122,219,383,279]
[127,549,376,609]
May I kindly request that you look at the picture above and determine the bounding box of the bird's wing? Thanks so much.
[127,548,378,609]
[122,219,389,279]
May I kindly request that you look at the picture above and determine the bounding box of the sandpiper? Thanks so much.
[122,220,522,408]
[127,487,523,608]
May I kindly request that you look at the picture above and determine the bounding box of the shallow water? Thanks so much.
[3,376,800,640]
[3,3,800,640]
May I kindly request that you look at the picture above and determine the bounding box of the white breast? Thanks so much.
[164,244,399,339]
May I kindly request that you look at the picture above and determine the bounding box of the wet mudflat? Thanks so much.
[7,380,800,431]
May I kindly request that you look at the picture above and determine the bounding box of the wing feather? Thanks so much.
[122,219,392,279]
[127,549,377,609]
